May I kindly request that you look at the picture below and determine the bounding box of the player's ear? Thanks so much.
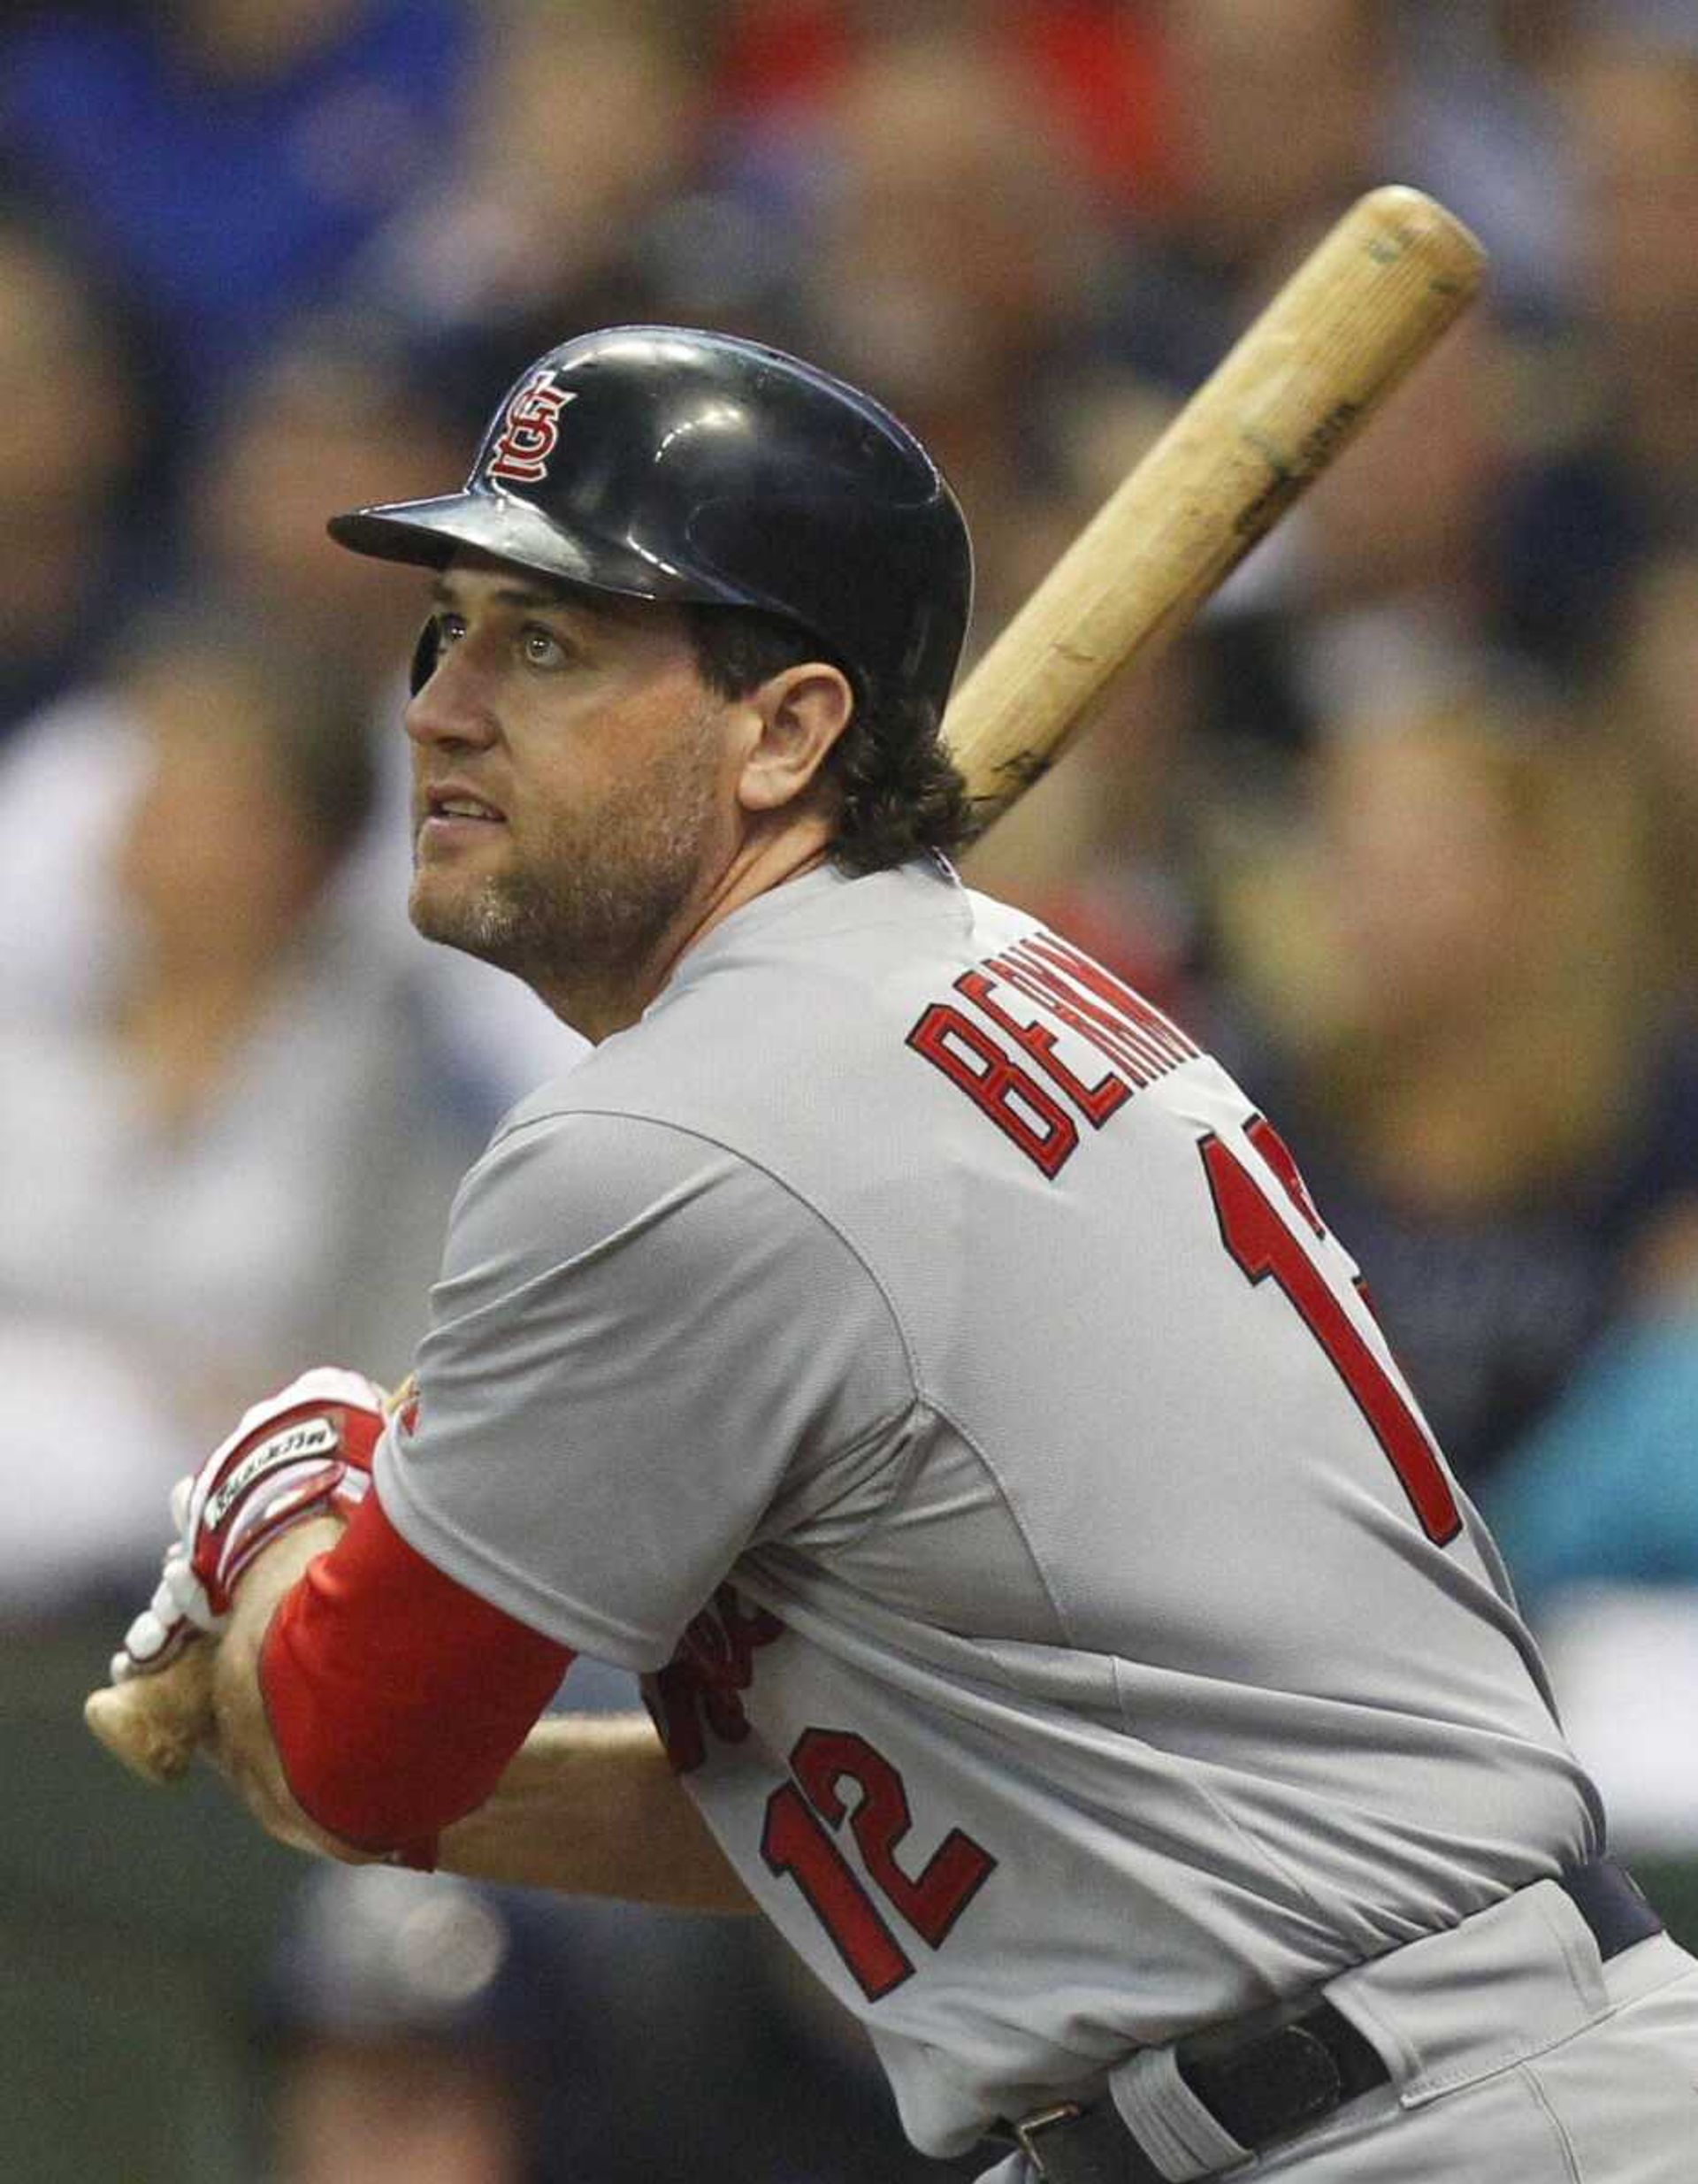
[735,662,854,816]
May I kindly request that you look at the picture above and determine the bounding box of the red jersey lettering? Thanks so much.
[953,969,1132,1127]
[906,1001,1079,1177]
[905,930,1200,1176]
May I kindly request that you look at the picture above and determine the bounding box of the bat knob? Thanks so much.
[84,1646,215,1786]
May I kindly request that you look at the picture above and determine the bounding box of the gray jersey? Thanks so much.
[374,858,1600,2157]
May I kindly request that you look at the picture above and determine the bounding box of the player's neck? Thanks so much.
[543,818,836,1043]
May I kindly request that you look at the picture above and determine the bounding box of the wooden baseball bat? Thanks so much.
[85,1639,214,1785]
[84,184,1485,1789]
[945,183,1485,824]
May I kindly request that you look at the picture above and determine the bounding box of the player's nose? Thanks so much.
[404,637,499,753]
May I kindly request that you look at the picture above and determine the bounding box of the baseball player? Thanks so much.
[112,328,1698,2181]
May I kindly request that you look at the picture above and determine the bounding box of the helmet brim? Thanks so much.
[326,487,725,607]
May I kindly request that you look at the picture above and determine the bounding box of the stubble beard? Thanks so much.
[409,708,723,1012]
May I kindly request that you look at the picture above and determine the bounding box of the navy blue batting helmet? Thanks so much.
[327,325,973,725]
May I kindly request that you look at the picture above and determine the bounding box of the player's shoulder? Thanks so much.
[442,1092,839,1326]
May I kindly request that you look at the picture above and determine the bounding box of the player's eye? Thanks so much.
[434,612,468,648]
[519,624,570,669]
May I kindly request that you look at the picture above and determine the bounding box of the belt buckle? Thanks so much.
[1013,2102,1084,2177]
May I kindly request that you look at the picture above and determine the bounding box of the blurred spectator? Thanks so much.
[1496,25,1698,671]
[1563,27,1698,515]
[0,315,585,1112]
[1383,0,1585,325]
[714,1,1179,216]
[182,323,467,679]
[1483,1310,1698,1616]
[179,319,592,1109]
[1088,4,1572,787]
[262,1861,977,2183]
[791,30,1121,633]
[1102,0,1396,392]
[1458,548,1698,1843]
[1610,551,1698,992]
[1162,0,1389,266]
[0,208,160,741]
[0,0,477,427]
[0,602,483,1613]
[1207,682,1698,1490]
[1296,311,1508,643]
[356,2,738,425]
[264,1866,588,2184]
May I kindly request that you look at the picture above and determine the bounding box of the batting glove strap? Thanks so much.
[185,1368,389,1617]
[110,1367,389,1684]
[111,1471,372,1686]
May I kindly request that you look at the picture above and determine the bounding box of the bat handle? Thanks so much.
[84,1644,215,1786]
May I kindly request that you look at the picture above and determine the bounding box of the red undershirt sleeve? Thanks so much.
[258,1485,574,1866]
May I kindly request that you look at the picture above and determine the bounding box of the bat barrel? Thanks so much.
[944,185,1487,831]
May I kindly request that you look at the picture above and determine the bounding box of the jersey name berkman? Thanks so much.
[906,930,1199,1177]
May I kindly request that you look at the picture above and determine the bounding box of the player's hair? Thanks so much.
[685,606,975,875]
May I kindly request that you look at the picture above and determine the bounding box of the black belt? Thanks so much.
[1010,1859,1663,2184]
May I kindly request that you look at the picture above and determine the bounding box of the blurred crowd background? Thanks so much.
[3,1,1697,2178]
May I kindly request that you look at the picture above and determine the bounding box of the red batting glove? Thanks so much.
[113,1367,389,1683]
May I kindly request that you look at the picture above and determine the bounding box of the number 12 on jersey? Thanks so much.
[1201,1120,1461,1545]
[761,1728,997,2001]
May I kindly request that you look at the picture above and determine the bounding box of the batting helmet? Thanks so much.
[327,325,973,724]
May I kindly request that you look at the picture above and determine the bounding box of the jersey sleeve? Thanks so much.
[374,1107,919,1669]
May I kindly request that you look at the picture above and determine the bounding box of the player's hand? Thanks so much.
[111,1367,389,1684]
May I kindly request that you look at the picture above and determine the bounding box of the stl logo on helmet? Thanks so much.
[486,369,576,486]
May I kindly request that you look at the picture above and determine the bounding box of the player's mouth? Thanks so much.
[418,783,508,848]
